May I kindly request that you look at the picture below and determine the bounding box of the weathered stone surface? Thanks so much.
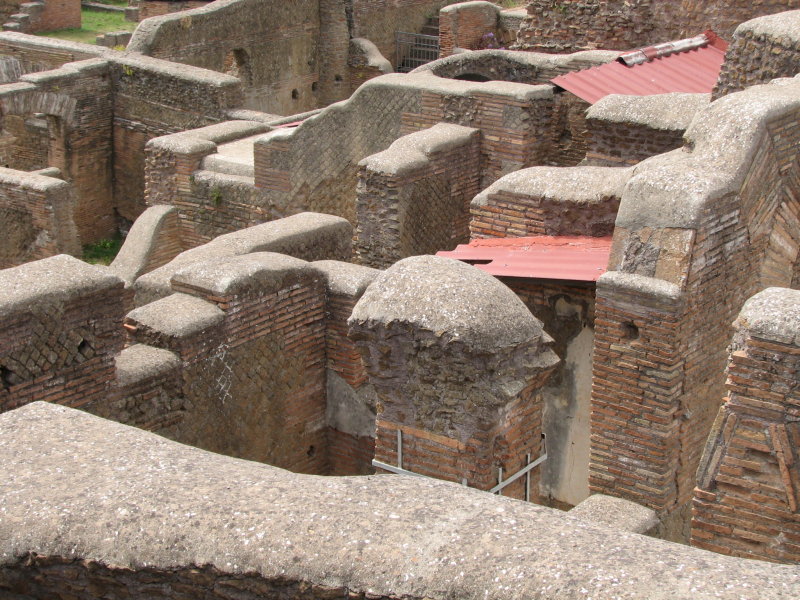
[1,402,799,599]
[569,494,659,535]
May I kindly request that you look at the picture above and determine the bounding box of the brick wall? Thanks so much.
[349,0,459,67]
[439,1,499,58]
[0,32,106,73]
[0,58,116,243]
[515,0,799,53]
[315,259,379,476]
[470,165,624,239]
[136,0,210,20]
[692,288,800,564]
[0,255,130,415]
[110,55,242,224]
[588,76,800,539]
[127,0,327,115]
[355,123,481,268]
[506,278,596,506]
[0,168,80,267]
[0,0,79,33]
[583,93,708,167]
[125,253,329,473]
[347,38,392,96]
[713,11,800,99]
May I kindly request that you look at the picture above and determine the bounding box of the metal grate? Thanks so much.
[396,31,440,73]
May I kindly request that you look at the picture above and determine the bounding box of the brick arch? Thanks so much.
[0,90,78,127]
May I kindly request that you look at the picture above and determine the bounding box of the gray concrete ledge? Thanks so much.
[1,402,798,599]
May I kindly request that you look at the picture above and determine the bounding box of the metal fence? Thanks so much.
[395,31,440,73]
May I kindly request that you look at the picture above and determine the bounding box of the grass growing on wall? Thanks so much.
[37,8,135,45]
[82,236,123,265]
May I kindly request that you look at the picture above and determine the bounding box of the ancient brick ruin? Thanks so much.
[1,1,800,598]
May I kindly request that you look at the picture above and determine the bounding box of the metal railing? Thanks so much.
[372,429,547,501]
[396,31,440,73]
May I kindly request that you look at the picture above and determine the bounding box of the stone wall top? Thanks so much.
[0,255,123,319]
[586,93,710,131]
[735,8,800,39]
[349,255,547,352]
[616,75,800,231]
[1,401,798,599]
[735,287,800,345]
[473,165,633,207]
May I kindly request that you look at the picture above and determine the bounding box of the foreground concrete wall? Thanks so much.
[1,402,799,599]
[515,0,799,52]
[693,288,800,564]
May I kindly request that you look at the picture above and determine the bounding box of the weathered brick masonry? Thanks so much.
[587,75,800,538]
[515,0,799,53]
[125,253,330,474]
[254,74,557,230]
[583,94,709,167]
[349,256,559,499]
[356,123,481,268]
[714,11,800,99]
[0,168,80,267]
[111,54,242,225]
[0,255,131,414]
[133,0,211,21]
[0,0,80,34]
[0,58,115,243]
[693,288,800,564]
[439,1,500,58]
[470,165,624,239]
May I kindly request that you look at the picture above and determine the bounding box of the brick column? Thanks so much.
[349,255,558,500]
[692,288,800,564]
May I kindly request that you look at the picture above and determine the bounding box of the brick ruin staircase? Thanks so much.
[3,1,44,32]
[396,15,440,73]
[198,134,260,185]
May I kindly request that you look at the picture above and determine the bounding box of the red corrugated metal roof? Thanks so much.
[437,236,612,282]
[551,31,727,104]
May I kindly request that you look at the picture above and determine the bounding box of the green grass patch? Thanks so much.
[37,8,135,45]
[82,236,123,266]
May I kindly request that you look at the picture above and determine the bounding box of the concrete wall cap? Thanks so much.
[0,255,123,320]
[360,124,479,175]
[440,1,499,16]
[125,292,223,338]
[311,260,380,297]
[1,402,798,599]
[598,271,683,302]
[0,166,73,193]
[366,71,554,102]
[0,32,109,57]
[734,9,800,41]
[568,494,659,535]
[349,38,393,74]
[587,93,710,131]
[473,165,633,207]
[350,255,545,351]
[171,252,314,297]
[114,344,181,388]
[736,287,800,346]
[617,77,800,230]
